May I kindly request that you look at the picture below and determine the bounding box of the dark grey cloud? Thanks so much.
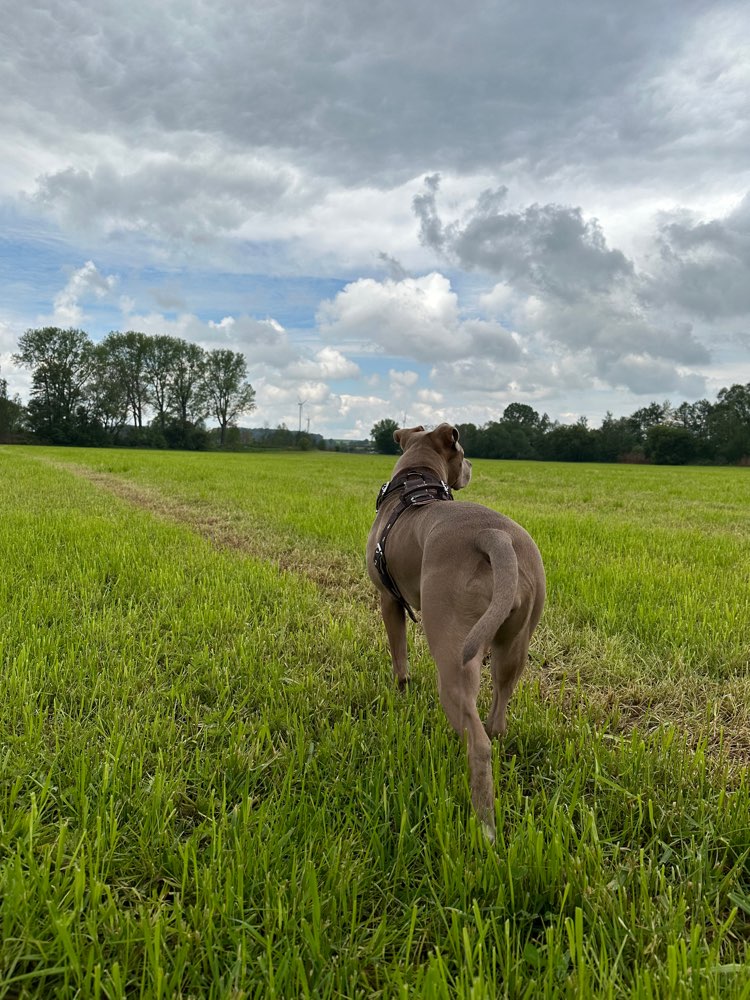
[412,174,712,389]
[413,174,447,252]
[30,156,296,241]
[596,354,707,397]
[377,252,409,281]
[647,194,750,319]
[453,204,632,301]
[417,179,632,301]
[1,0,736,188]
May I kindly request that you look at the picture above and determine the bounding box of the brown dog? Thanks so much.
[366,423,545,841]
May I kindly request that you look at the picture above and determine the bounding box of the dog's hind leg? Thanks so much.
[380,594,410,688]
[485,630,531,740]
[430,638,495,842]
[441,655,495,841]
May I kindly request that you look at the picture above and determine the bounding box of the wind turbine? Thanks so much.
[298,399,307,435]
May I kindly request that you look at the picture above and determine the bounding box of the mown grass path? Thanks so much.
[1,446,749,998]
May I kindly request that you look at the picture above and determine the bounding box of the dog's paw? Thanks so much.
[481,820,496,845]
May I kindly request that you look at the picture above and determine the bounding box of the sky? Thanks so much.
[1,0,749,439]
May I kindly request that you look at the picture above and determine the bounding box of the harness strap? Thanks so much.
[373,469,453,621]
[376,467,449,510]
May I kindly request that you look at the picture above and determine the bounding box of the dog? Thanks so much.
[366,423,545,841]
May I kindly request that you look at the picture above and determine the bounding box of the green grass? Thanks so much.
[1,446,749,997]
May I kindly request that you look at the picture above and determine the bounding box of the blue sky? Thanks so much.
[1,0,749,437]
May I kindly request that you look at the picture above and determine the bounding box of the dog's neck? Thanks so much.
[391,452,448,483]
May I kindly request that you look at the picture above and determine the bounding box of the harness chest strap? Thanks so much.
[373,470,453,621]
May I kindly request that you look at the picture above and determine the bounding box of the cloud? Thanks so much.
[389,369,419,389]
[317,271,523,363]
[413,176,712,394]
[412,174,446,252]
[598,354,707,397]
[286,346,360,380]
[479,282,516,317]
[317,273,463,360]
[459,320,521,362]
[32,153,301,243]
[647,193,750,319]
[416,175,632,300]
[377,252,409,281]
[2,0,749,434]
[50,260,118,325]
[2,0,713,186]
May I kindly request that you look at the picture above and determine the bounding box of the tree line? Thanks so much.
[3,326,749,463]
[371,388,750,465]
[1,327,256,449]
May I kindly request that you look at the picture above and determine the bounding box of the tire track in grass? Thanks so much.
[36,455,750,767]
[38,457,371,602]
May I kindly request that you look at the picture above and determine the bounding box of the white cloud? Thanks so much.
[389,369,419,388]
[479,282,516,316]
[317,273,463,361]
[286,346,360,380]
[416,388,443,404]
[49,260,118,326]
[317,272,525,365]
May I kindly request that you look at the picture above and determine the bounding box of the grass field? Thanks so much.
[1,445,749,998]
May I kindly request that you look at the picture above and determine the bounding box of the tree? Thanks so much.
[202,349,256,447]
[645,425,697,465]
[13,327,95,442]
[88,345,129,436]
[707,383,750,463]
[627,401,670,442]
[500,403,547,458]
[594,411,637,462]
[143,335,180,435]
[0,370,26,437]
[165,340,209,449]
[371,418,400,454]
[169,340,207,427]
[478,420,513,459]
[673,399,710,435]
[455,422,481,456]
[502,402,542,429]
[541,422,596,462]
[100,331,150,428]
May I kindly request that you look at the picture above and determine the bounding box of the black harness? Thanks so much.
[373,467,454,621]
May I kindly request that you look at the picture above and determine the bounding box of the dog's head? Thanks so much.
[394,423,472,490]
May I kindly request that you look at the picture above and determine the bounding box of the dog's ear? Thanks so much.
[431,423,460,452]
[394,425,425,451]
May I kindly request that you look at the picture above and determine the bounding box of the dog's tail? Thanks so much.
[462,529,518,667]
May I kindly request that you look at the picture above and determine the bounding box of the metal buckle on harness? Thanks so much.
[404,480,452,506]
[375,481,390,510]
[407,488,438,506]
